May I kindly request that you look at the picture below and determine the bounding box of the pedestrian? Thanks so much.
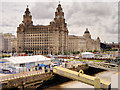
[35,66,37,71]
[50,65,53,74]
[44,66,47,73]
[23,71,25,74]
[65,63,67,68]
[44,65,46,70]
[48,64,50,68]
[39,66,42,70]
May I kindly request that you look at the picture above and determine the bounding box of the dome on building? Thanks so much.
[97,37,100,40]
[84,28,90,34]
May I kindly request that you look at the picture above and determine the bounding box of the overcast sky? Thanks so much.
[0,0,119,43]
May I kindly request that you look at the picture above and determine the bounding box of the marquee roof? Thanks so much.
[81,52,94,55]
[1,55,51,64]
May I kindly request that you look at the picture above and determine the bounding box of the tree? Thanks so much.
[55,52,58,55]
[72,51,80,55]
[72,51,76,54]
[94,50,99,52]
[88,50,92,52]
[64,51,69,55]
[58,52,62,55]
[76,51,80,54]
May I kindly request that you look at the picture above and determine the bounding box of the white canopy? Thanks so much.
[81,52,95,58]
[2,55,51,64]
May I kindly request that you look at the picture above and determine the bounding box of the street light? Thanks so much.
[1,50,3,67]
[19,47,21,56]
[37,58,39,74]
[27,50,29,56]
[49,46,52,55]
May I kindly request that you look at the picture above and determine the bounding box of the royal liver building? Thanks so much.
[17,3,68,55]
[17,3,100,55]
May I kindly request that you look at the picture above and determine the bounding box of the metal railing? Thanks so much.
[0,69,50,82]
[89,62,118,70]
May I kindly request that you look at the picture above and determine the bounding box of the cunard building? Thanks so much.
[17,3,68,55]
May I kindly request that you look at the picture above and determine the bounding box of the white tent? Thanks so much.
[2,55,51,64]
[81,52,95,58]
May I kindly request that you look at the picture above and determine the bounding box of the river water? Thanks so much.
[43,70,116,89]
[45,81,94,89]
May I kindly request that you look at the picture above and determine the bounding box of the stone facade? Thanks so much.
[17,3,100,55]
[0,33,16,52]
[68,35,86,52]
[0,33,4,52]
[83,28,100,51]
[4,33,16,52]
[17,4,68,55]
[11,38,17,52]
[68,28,100,52]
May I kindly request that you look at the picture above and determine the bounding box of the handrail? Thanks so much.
[0,70,49,82]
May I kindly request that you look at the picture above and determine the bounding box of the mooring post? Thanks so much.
[94,77,100,90]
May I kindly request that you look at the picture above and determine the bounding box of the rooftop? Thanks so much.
[1,55,51,64]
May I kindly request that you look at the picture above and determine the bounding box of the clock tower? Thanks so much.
[54,2,67,30]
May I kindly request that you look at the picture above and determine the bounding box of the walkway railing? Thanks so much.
[0,69,50,82]
[89,62,118,71]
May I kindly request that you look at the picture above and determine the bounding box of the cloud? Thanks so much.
[62,2,118,42]
[0,1,118,43]
[31,2,56,19]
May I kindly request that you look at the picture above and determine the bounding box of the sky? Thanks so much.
[0,0,119,43]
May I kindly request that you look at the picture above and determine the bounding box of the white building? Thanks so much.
[0,55,52,73]
[4,38,12,52]
[0,33,16,53]
[1,55,51,67]
[0,33,4,52]
[81,52,95,58]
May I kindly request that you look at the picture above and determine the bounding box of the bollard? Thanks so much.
[94,77,100,90]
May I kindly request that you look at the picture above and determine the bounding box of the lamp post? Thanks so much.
[19,47,21,56]
[49,46,52,55]
[1,50,3,67]
[27,50,28,56]
[37,59,38,74]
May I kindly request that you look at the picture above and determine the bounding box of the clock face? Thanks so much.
[58,9,62,12]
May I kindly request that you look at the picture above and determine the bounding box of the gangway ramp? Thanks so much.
[53,66,111,89]
[89,62,118,71]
